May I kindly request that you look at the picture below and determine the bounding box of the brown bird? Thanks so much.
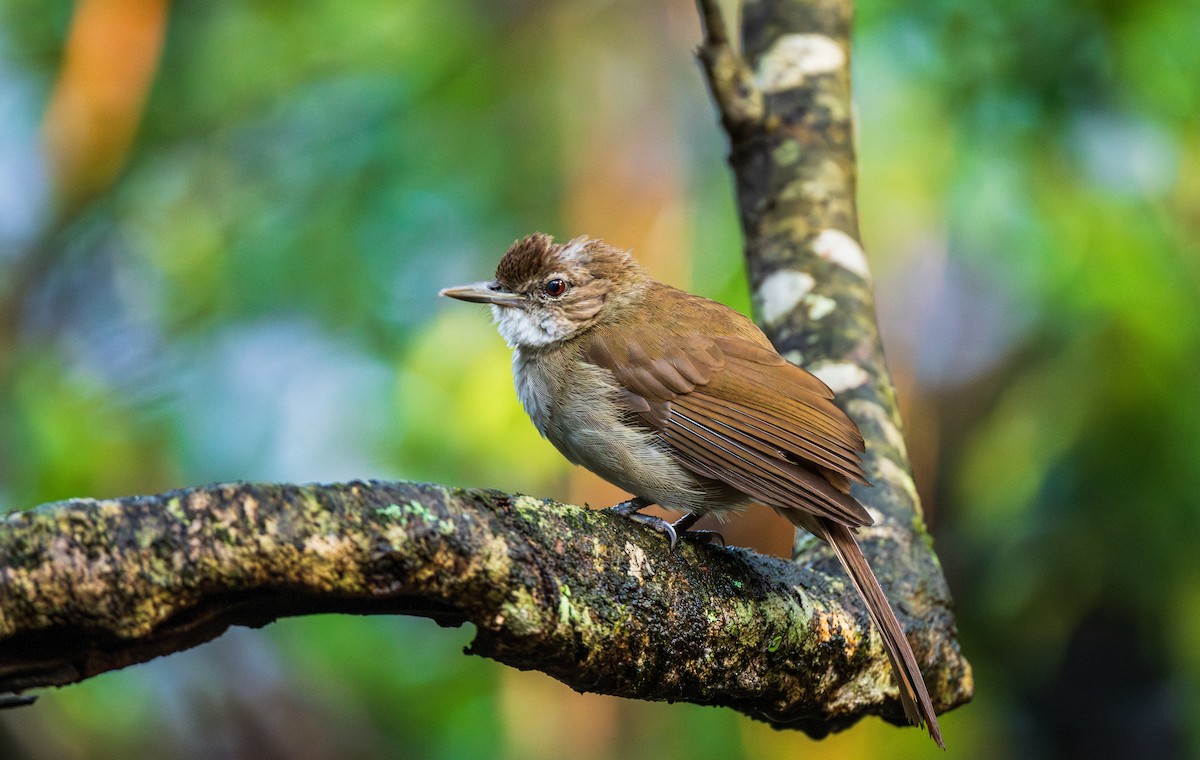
[440,233,943,747]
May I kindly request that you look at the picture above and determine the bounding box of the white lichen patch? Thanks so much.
[512,494,549,512]
[877,457,921,511]
[500,587,541,636]
[756,269,816,326]
[846,399,909,460]
[810,361,869,394]
[303,533,348,556]
[795,159,848,204]
[243,495,259,523]
[812,228,871,279]
[477,532,513,580]
[625,541,652,583]
[300,533,362,588]
[258,516,280,552]
[804,293,838,320]
[789,585,815,627]
[755,34,846,93]
[186,489,214,515]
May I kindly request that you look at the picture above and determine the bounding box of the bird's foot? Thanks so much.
[604,503,725,551]
[606,497,679,550]
[671,512,725,547]
[676,528,725,546]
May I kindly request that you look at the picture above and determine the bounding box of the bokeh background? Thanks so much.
[1,0,1198,758]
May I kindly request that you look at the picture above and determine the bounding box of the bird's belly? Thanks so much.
[515,352,726,513]
[552,414,716,513]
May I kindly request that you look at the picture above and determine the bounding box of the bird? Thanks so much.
[439,232,943,747]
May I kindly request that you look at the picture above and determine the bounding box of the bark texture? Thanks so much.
[696,0,973,726]
[0,481,969,734]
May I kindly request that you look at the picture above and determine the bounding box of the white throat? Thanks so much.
[491,305,565,348]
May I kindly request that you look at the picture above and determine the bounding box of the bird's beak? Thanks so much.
[438,281,524,306]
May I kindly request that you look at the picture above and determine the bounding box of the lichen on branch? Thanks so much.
[0,480,970,735]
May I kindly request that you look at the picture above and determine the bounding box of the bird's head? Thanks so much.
[439,233,646,348]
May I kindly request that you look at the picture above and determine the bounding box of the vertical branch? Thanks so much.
[697,0,916,563]
[695,0,972,713]
[696,0,763,138]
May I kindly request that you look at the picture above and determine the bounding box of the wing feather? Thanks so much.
[680,393,868,483]
[586,296,871,529]
[666,410,871,527]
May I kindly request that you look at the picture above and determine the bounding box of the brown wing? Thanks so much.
[587,304,872,529]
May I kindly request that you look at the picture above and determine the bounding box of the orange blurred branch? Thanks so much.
[42,0,170,212]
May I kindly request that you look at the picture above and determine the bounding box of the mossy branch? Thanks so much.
[0,480,971,735]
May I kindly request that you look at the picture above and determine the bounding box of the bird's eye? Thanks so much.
[543,278,568,297]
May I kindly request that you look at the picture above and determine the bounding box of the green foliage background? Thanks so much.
[1,1,1198,758]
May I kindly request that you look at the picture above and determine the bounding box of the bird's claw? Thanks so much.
[606,501,723,551]
[676,528,725,547]
[607,497,679,549]
[670,512,725,548]
[626,513,679,550]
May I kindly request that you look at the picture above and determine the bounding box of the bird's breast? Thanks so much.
[511,347,728,514]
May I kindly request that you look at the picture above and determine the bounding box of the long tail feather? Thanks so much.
[814,517,944,749]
